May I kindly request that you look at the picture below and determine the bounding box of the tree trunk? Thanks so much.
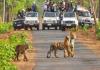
[91,0,97,40]
[98,0,100,21]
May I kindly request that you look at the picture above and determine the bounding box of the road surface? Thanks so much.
[32,30,100,70]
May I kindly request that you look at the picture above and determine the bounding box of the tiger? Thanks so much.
[14,44,29,61]
[47,30,76,58]
[47,36,70,58]
[69,29,77,57]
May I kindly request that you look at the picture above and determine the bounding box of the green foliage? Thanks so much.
[9,32,27,46]
[0,32,28,70]
[35,0,45,16]
[0,22,29,70]
[96,21,100,39]
[81,24,89,32]
[0,23,12,34]
[5,0,34,16]
[0,2,3,16]
[0,39,17,70]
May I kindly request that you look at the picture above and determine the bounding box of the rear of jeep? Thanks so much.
[25,12,39,30]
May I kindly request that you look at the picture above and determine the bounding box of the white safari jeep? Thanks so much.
[25,12,39,30]
[76,6,93,27]
[42,12,60,30]
[61,12,78,31]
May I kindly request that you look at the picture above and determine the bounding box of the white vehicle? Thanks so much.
[42,12,60,30]
[61,12,78,31]
[25,12,39,30]
[76,6,93,26]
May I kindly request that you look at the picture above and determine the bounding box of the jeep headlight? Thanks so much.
[61,21,64,24]
[35,20,39,23]
[34,21,37,23]
[25,21,29,24]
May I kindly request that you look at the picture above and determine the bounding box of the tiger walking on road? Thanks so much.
[47,30,76,58]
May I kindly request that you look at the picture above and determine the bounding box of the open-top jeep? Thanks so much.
[13,19,25,30]
[25,12,39,30]
[42,12,60,30]
[61,12,78,31]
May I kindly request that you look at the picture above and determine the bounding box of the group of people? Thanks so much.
[26,3,37,12]
[16,0,81,19]
[16,3,37,19]
[42,0,74,12]
[17,9,26,19]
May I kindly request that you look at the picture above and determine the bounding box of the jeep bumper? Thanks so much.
[42,23,59,27]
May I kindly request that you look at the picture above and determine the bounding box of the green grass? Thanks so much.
[0,22,32,70]
[0,31,29,70]
[96,21,100,39]
[0,23,12,34]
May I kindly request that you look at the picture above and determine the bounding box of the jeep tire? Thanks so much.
[37,27,39,30]
[24,26,28,30]
[47,27,49,30]
[61,27,65,31]
[55,26,57,30]
[14,28,17,31]
[42,26,45,30]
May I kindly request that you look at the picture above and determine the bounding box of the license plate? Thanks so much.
[30,24,34,25]
[48,24,51,26]
[17,24,22,26]
[47,21,52,23]
[66,24,71,26]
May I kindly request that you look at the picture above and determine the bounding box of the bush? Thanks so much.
[0,39,17,70]
[0,32,28,70]
[96,21,100,39]
[81,24,89,32]
[0,23,12,34]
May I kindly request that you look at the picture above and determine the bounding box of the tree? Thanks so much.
[98,0,100,21]
[1,0,34,22]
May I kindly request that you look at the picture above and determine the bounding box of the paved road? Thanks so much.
[32,30,100,70]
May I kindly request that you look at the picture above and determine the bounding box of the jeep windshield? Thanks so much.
[44,12,56,17]
[26,12,37,17]
[77,11,91,17]
[64,12,75,17]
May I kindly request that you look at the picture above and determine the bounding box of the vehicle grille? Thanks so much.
[25,21,36,24]
[64,21,75,23]
[45,20,56,23]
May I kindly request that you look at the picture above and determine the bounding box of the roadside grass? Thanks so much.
[0,23,32,70]
[0,22,13,34]
[96,21,100,39]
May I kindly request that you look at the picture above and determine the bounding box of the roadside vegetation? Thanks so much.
[96,21,100,39]
[0,23,12,34]
[80,21,100,40]
[0,22,32,70]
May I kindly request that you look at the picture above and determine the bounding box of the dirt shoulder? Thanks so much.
[77,28,100,56]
